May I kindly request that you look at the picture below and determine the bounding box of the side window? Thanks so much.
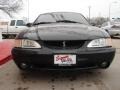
[10,20,15,26]
[16,20,25,26]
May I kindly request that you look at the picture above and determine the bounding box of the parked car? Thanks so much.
[0,19,28,38]
[12,12,115,71]
[101,21,120,37]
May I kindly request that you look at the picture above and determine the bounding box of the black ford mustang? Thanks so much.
[12,12,115,71]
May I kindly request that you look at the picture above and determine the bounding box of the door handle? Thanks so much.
[16,27,18,28]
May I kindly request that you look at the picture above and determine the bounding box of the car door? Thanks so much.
[15,20,28,33]
[8,20,16,34]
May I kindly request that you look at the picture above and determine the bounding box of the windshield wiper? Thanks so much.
[33,20,81,25]
[33,22,53,25]
[57,20,80,23]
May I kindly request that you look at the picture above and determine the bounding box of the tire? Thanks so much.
[8,35,16,39]
[2,34,8,39]
[14,62,31,72]
[99,62,110,69]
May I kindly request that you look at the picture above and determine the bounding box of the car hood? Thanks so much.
[35,24,108,40]
[17,23,109,40]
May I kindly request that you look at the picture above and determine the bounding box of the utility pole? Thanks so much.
[88,6,91,24]
[28,0,29,22]
[109,1,118,21]
[109,3,111,21]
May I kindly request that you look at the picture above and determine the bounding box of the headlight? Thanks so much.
[87,38,112,48]
[14,39,41,48]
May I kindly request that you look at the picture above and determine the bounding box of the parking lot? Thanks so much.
[0,38,120,90]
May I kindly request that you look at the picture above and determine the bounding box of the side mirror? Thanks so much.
[26,23,32,27]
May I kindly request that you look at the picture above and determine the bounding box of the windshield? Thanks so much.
[33,12,89,25]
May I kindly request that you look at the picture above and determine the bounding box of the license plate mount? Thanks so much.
[54,54,76,66]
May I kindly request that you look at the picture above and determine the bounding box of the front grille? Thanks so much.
[43,40,85,49]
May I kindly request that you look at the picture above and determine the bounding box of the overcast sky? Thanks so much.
[13,0,120,22]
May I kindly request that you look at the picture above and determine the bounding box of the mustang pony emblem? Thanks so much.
[63,41,66,48]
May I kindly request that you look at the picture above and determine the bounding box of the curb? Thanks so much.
[0,55,12,65]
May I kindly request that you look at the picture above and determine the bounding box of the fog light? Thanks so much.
[20,63,28,69]
[100,62,109,68]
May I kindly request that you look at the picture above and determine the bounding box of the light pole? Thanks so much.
[27,0,29,22]
[88,6,91,23]
[109,1,118,21]
[109,3,111,21]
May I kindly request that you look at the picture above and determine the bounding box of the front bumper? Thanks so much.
[12,47,115,70]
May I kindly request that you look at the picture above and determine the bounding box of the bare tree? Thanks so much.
[90,17,109,27]
[0,0,23,17]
